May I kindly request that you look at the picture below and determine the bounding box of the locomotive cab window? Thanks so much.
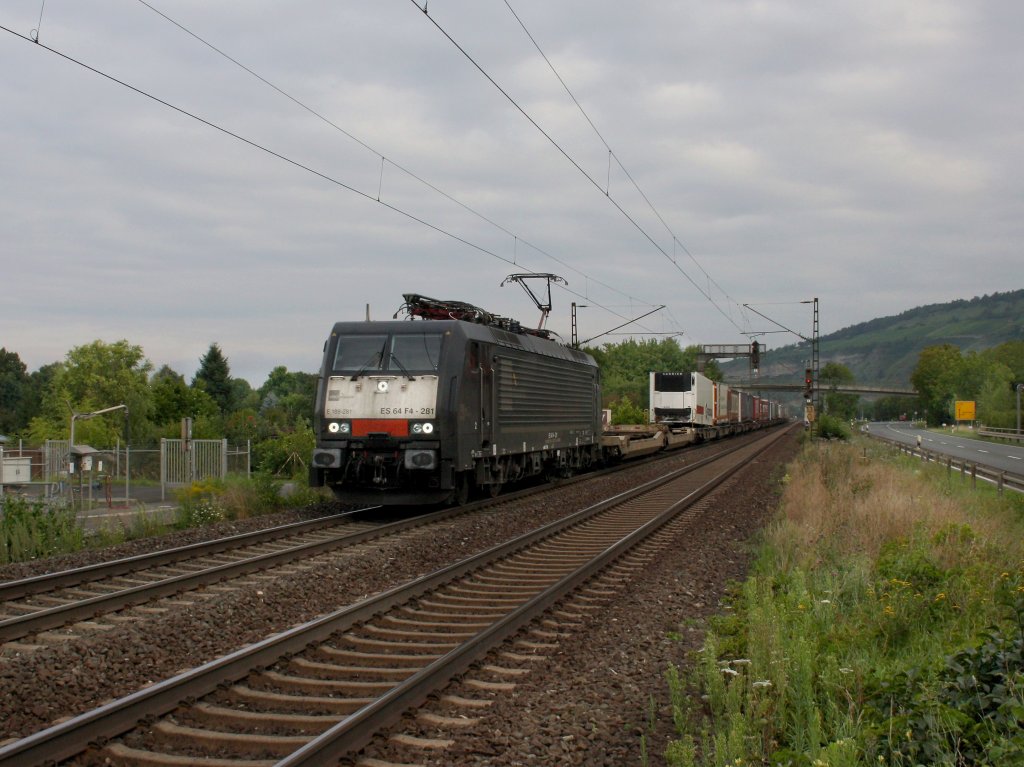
[390,334,443,372]
[333,334,388,372]
[333,333,443,374]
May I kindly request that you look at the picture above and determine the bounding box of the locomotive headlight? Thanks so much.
[421,422,434,434]
[412,423,423,434]
[338,422,350,434]
[328,422,340,433]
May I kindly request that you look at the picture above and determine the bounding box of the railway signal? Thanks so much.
[804,368,813,400]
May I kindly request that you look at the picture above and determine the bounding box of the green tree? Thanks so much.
[27,340,154,444]
[911,344,963,424]
[986,340,1024,380]
[819,362,859,420]
[254,420,315,478]
[607,395,647,425]
[976,373,1016,427]
[870,395,913,421]
[231,377,259,412]
[258,367,317,429]
[19,363,60,436]
[583,338,710,408]
[151,365,218,427]
[956,351,1008,401]
[0,348,29,434]
[193,343,234,414]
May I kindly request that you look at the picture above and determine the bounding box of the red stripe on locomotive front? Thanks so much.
[352,419,409,437]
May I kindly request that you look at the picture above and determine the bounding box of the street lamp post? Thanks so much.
[68,404,129,510]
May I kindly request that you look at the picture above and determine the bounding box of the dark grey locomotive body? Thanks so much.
[310,319,602,505]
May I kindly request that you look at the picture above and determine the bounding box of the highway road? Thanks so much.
[869,421,1024,476]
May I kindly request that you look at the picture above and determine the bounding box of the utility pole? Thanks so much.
[742,297,820,433]
[812,297,820,421]
[571,302,586,349]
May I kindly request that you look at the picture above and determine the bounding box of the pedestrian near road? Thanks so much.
[916,434,922,448]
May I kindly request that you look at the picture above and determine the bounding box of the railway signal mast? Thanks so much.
[742,297,820,430]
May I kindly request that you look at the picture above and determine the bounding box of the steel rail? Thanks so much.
[0,431,772,643]
[0,483,571,644]
[0,448,707,643]
[1,421,775,606]
[0,429,704,604]
[1,514,394,643]
[0,508,379,601]
[280,425,793,766]
[0,426,788,767]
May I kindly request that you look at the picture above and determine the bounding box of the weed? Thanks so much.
[663,439,1024,766]
[1,496,85,564]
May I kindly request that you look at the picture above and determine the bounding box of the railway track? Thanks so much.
[0,425,789,767]
[0,435,758,649]
[0,508,446,647]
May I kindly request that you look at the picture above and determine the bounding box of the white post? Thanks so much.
[1017,383,1022,436]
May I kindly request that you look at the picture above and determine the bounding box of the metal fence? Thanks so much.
[978,426,1024,443]
[159,439,251,500]
[0,438,250,507]
[876,436,1024,495]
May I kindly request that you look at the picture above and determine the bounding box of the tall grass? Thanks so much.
[0,495,176,565]
[173,472,329,528]
[665,439,1024,766]
[1,496,84,564]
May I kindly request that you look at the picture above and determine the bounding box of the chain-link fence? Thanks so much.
[0,438,250,508]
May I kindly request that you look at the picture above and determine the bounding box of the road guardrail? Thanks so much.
[870,434,1024,495]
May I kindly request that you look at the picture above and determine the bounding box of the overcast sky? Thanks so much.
[2,1,1021,385]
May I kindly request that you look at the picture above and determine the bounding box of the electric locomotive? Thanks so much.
[310,295,602,505]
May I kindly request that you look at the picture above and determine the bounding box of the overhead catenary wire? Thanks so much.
[0,20,655,335]
[30,0,45,42]
[504,0,751,333]
[414,0,751,336]
[132,0,666,332]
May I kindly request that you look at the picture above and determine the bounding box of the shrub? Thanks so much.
[608,396,647,425]
[173,472,329,527]
[816,414,851,440]
[254,425,314,478]
[1,496,85,564]
[663,439,1024,766]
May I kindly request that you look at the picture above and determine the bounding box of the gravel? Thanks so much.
[0,429,796,761]
[355,429,800,766]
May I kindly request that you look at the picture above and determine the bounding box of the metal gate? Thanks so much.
[160,438,228,499]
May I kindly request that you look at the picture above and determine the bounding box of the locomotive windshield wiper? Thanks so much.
[350,352,384,380]
[389,354,416,381]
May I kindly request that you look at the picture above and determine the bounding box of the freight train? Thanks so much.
[310,295,783,506]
